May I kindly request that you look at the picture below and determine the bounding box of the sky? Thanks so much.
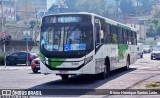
[47,0,56,9]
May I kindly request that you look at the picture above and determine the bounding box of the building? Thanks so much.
[0,0,17,40]
[16,0,47,20]
[127,21,148,42]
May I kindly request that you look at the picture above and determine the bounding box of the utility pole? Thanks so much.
[25,0,29,66]
[35,0,38,45]
[1,0,6,68]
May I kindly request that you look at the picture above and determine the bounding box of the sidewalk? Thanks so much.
[0,65,31,70]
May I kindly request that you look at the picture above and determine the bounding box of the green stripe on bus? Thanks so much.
[118,44,128,60]
[39,52,45,59]
[48,58,65,68]
[39,52,65,68]
[117,24,131,30]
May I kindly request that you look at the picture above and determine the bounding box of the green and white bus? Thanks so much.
[40,12,137,80]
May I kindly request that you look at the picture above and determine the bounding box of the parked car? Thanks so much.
[6,52,38,65]
[137,43,143,58]
[151,46,160,60]
[31,57,40,73]
[143,45,153,53]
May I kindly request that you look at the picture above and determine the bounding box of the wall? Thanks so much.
[0,40,36,55]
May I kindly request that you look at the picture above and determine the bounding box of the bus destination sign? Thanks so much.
[44,16,81,24]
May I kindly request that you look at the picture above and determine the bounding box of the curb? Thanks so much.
[0,66,31,71]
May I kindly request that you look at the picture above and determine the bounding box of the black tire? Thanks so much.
[151,57,153,60]
[32,68,38,73]
[141,54,143,58]
[97,66,107,79]
[61,75,69,80]
[97,58,110,79]
[124,56,130,70]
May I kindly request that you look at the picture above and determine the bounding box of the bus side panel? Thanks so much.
[128,45,137,64]
[40,62,48,74]
[94,44,119,74]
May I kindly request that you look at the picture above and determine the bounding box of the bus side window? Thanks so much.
[128,30,132,45]
[118,27,123,44]
[96,26,100,43]
[133,31,137,45]
[123,29,128,44]
[111,25,118,43]
[105,24,111,43]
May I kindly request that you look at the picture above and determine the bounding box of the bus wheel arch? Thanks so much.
[96,56,110,79]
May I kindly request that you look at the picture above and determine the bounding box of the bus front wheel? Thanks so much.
[97,58,110,79]
[60,75,69,80]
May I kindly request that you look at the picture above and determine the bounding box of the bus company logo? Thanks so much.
[1,90,12,96]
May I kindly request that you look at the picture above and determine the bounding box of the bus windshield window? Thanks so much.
[41,25,93,51]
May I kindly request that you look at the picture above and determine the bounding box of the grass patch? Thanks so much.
[146,82,160,88]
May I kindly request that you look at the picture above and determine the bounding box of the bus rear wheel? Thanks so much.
[60,75,69,80]
[124,56,130,70]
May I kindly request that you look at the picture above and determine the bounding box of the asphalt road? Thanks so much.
[0,53,160,98]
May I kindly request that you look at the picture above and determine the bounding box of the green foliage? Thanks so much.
[48,4,59,13]
[147,18,160,37]
[48,0,106,16]
[146,82,160,88]
[138,0,153,15]
[29,20,36,30]
[16,15,21,21]
[75,0,105,16]
[119,0,135,14]
[66,0,77,12]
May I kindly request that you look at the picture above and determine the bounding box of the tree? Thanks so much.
[147,23,156,37]
[65,0,77,12]
[156,19,160,35]
[29,20,36,30]
[75,0,105,16]
[119,0,135,15]
[48,0,110,17]
[137,0,154,15]
[48,0,68,13]
[48,4,59,13]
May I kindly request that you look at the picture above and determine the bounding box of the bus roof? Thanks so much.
[43,12,137,32]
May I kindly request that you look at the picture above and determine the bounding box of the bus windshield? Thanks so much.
[41,24,93,52]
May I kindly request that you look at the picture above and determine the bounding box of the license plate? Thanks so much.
[59,71,68,74]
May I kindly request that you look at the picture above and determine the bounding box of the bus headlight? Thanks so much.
[84,56,93,64]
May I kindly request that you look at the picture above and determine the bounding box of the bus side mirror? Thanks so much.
[100,30,104,39]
